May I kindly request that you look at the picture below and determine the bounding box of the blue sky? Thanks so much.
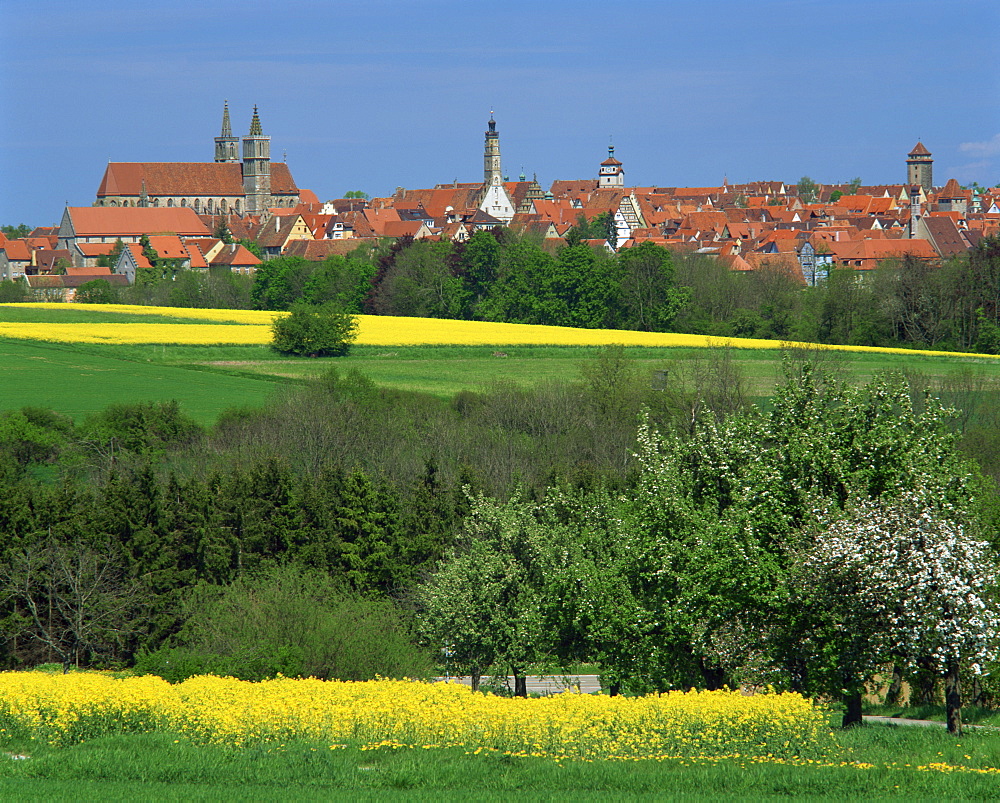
[2,0,998,225]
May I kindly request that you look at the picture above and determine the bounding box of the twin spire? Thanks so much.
[215,102,267,163]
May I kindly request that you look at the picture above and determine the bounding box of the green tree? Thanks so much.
[271,302,358,357]
[251,255,314,310]
[1,224,32,238]
[74,279,118,305]
[797,176,818,203]
[0,280,28,303]
[343,191,370,200]
[615,240,688,331]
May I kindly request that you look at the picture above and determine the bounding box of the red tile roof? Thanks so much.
[96,162,298,197]
[67,207,211,237]
[908,141,932,157]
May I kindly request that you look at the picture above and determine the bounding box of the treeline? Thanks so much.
[7,227,1000,354]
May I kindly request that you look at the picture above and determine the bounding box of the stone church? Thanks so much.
[93,103,300,216]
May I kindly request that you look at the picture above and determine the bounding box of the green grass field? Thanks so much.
[1,724,997,800]
[4,303,1000,424]
[5,337,1000,425]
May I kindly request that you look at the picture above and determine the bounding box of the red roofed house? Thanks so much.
[58,206,211,267]
[0,239,32,279]
[95,104,301,217]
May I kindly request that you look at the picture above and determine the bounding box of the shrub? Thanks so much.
[270,302,357,357]
[142,564,430,682]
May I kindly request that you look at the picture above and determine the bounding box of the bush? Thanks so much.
[271,302,358,357]
[140,564,431,682]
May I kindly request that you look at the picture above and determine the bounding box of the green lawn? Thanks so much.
[0,339,283,426]
[4,334,1000,424]
[1,726,997,800]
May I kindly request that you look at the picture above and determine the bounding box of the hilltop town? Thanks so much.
[1,103,998,299]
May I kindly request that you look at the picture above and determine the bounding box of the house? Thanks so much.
[0,239,32,279]
[58,207,211,267]
[254,214,312,257]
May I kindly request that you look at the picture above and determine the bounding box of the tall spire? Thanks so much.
[215,100,239,163]
[221,100,232,137]
[249,105,263,136]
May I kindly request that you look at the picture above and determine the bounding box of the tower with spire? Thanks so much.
[242,106,272,215]
[484,112,502,187]
[214,100,239,163]
[599,143,624,188]
[907,142,933,193]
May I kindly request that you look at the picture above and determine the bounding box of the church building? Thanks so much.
[94,103,301,217]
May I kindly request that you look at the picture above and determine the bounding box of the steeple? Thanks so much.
[214,100,240,163]
[599,142,624,188]
[242,105,272,215]
[484,111,502,187]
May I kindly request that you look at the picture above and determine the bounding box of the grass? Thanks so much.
[1,725,998,800]
[5,301,1000,422]
[0,338,283,426]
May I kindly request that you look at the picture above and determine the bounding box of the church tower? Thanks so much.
[907,142,933,193]
[599,144,624,188]
[242,106,272,215]
[484,112,502,187]
[214,100,239,163]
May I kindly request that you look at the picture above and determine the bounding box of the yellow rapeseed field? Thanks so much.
[0,673,832,761]
[2,303,999,357]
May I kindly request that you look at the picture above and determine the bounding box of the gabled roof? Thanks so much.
[96,162,299,197]
[920,216,971,257]
[1,239,32,260]
[210,243,262,267]
[66,207,210,237]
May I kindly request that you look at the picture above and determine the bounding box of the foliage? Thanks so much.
[270,302,358,357]
[343,190,369,199]
[1,224,32,238]
[140,564,429,682]
[95,239,125,269]
[74,279,118,305]
[0,280,28,303]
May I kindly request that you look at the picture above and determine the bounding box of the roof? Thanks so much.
[920,216,970,257]
[210,243,261,267]
[96,162,299,197]
[1,239,32,260]
[938,178,966,199]
[908,142,932,157]
[66,207,211,237]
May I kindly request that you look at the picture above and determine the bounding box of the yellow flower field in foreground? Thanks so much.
[0,673,832,762]
[2,303,999,357]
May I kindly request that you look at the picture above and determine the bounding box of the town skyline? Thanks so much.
[3,0,998,225]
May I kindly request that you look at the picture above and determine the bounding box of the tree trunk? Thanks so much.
[513,670,527,698]
[885,663,904,706]
[470,672,481,693]
[945,659,962,735]
[842,693,863,728]
[609,681,621,697]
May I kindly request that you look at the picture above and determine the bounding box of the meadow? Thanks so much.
[0,673,997,800]
[3,303,1000,422]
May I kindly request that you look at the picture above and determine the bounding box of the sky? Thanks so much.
[2,0,998,226]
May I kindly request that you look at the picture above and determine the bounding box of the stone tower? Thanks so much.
[214,100,239,163]
[484,112,502,187]
[599,144,624,188]
[907,142,933,193]
[242,106,272,215]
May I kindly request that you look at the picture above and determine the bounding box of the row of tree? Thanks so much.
[416,367,1000,731]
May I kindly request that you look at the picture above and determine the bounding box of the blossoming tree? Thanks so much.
[800,492,1000,732]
